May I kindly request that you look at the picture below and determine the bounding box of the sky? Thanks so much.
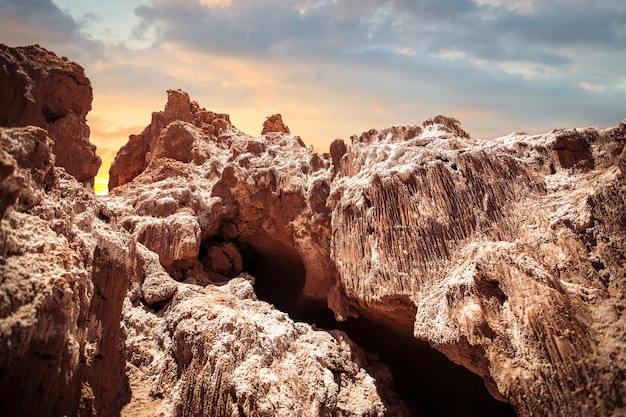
[1,0,625,192]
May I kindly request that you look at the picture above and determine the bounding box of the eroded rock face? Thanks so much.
[329,121,626,415]
[261,113,290,135]
[2,46,625,416]
[0,126,132,417]
[109,92,336,305]
[108,93,625,417]
[1,94,409,415]
[121,278,410,417]
[0,44,101,186]
[108,89,234,189]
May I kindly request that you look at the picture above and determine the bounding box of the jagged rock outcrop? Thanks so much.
[261,113,290,135]
[1,92,409,415]
[2,46,625,417]
[329,119,626,415]
[108,89,234,189]
[0,126,132,416]
[108,92,336,306]
[108,93,625,416]
[0,44,101,186]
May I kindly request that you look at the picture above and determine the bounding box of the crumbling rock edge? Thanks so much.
[1,44,626,417]
[105,92,626,416]
[0,44,101,186]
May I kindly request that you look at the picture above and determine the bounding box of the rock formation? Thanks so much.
[0,126,132,416]
[261,113,290,135]
[2,45,626,417]
[0,48,409,416]
[107,90,626,416]
[0,112,411,417]
[108,89,233,189]
[329,121,626,415]
[0,44,101,186]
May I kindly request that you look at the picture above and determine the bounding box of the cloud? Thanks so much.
[0,0,105,62]
[1,0,624,155]
[130,0,626,70]
[0,0,78,44]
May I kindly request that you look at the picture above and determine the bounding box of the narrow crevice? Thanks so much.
[235,236,517,417]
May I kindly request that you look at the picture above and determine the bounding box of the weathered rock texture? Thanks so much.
[2,46,626,417]
[0,44,101,186]
[0,126,132,416]
[108,89,233,189]
[261,113,290,135]
[330,121,626,415]
[0,123,409,417]
[108,91,625,416]
[121,278,409,417]
[1,56,410,415]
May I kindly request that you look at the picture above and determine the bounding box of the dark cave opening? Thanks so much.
[338,314,517,417]
[238,234,307,316]
[238,236,517,417]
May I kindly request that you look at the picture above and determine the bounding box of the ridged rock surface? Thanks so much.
[330,121,626,415]
[2,45,626,417]
[0,44,101,186]
[0,126,132,416]
[1,95,409,415]
[108,90,626,416]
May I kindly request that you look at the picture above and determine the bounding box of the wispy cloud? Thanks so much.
[0,0,624,161]
[0,0,106,60]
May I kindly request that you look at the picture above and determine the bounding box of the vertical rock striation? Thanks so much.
[0,126,132,416]
[1,49,412,415]
[2,44,625,416]
[108,88,625,416]
[329,119,626,415]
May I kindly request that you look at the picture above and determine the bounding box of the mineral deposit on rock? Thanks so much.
[1,44,626,417]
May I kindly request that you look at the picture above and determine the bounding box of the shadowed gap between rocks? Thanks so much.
[237,234,307,315]
[336,313,516,417]
[235,235,517,417]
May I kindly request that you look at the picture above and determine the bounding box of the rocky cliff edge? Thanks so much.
[0,44,101,186]
[1,45,626,417]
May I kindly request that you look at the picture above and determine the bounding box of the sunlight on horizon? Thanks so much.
[94,159,110,196]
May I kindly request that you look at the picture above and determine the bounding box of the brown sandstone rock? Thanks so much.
[0,44,101,186]
[108,89,625,415]
[137,243,178,305]
[0,126,132,417]
[3,52,626,417]
[121,278,411,417]
[261,113,290,134]
[108,89,234,190]
[202,242,243,278]
[422,115,470,138]
[1,119,406,417]
[106,92,411,415]
[329,119,626,416]
[330,138,347,175]
[108,89,626,415]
